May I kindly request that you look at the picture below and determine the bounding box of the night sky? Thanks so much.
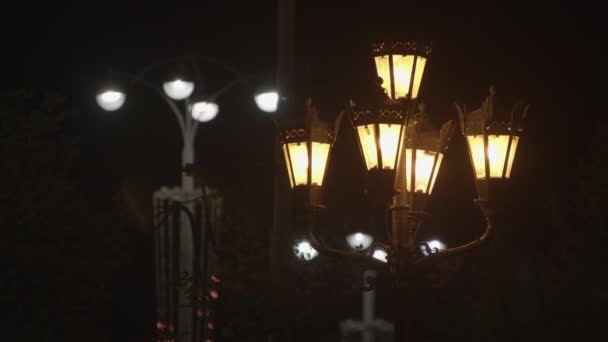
[2,1,603,341]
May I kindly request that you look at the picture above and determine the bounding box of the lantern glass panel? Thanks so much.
[505,136,519,178]
[467,135,486,179]
[392,55,415,99]
[311,142,330,186]
[373,55,392,98]
[488,135,511,178]
[428,153,443,194]
[287,143,309,186]
[406,149,440,193]
[357,125,379,170]
[379,123,402,169]
[411,57,427,99]
[283,144,295,188]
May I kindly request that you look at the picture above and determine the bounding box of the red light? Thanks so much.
[207,322,214,330]
[211,274,221,283]
[210,290,219,299]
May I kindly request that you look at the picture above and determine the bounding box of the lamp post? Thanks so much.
[95,57,278,342]
[278,40,529,341]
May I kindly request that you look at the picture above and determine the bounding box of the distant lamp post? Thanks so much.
[371,41,431,100]
[346,232,374,251]
[254,90,280,113]
[293,239,319,261]
[94,57,278,342]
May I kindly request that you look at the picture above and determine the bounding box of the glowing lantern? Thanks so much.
[281,99,343,205]
[455,86,528,200]
[371,41,431,100]
[351,106,407,171]
[395,104,455,211]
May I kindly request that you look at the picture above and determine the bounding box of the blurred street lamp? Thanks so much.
[255,90,280,113]
[371,247,388,263]
[420,239,447,256]
[96,88,126,111]
[346,232,374,251]
[163,78,195,100]
[293,239,319,261]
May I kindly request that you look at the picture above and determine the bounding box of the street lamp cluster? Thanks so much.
[280,40,528,278]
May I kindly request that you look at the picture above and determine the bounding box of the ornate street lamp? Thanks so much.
[351,105,407,172]
[395,104,455,212]
[456,86,529,202]
[280,98,343,206]
[371,41,431,100]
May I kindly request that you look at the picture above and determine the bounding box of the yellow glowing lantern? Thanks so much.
[395,104,455,211]
[351,106,407,171]
[372,41,431,100]
[281,99,343,204]
[455,86,528,200]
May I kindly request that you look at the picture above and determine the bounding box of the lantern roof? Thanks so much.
[455,86,529,136]
[371,41,432,58]
[405,103,455,153]
[280,98,343,145]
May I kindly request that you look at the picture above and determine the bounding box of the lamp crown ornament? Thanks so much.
[455,85,530,136]
[371,40,433,58]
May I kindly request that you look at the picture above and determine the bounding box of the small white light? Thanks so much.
[254,91,279,113]
[96,89,126,111]
[190,101,219,122]
[293,240,319,261]
[345,232,374,251]
[420,239,447,256]
[371,247,388,263]
[163,79,195,100]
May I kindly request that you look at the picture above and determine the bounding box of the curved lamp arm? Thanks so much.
[189,72,268,141]
[134,55,244,83]
[113,71,188,139]
[414,201,494,266]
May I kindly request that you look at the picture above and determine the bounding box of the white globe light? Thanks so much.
[293,240,319,261]
[420,239,447,256]
[345,232,374,251]
[96,89,126,111]
[371,247,388,263]
[254,91,279,113]
[190,101,219,122]
[163,79,194,100]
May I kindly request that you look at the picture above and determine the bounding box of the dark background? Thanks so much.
[1,1,604,341]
